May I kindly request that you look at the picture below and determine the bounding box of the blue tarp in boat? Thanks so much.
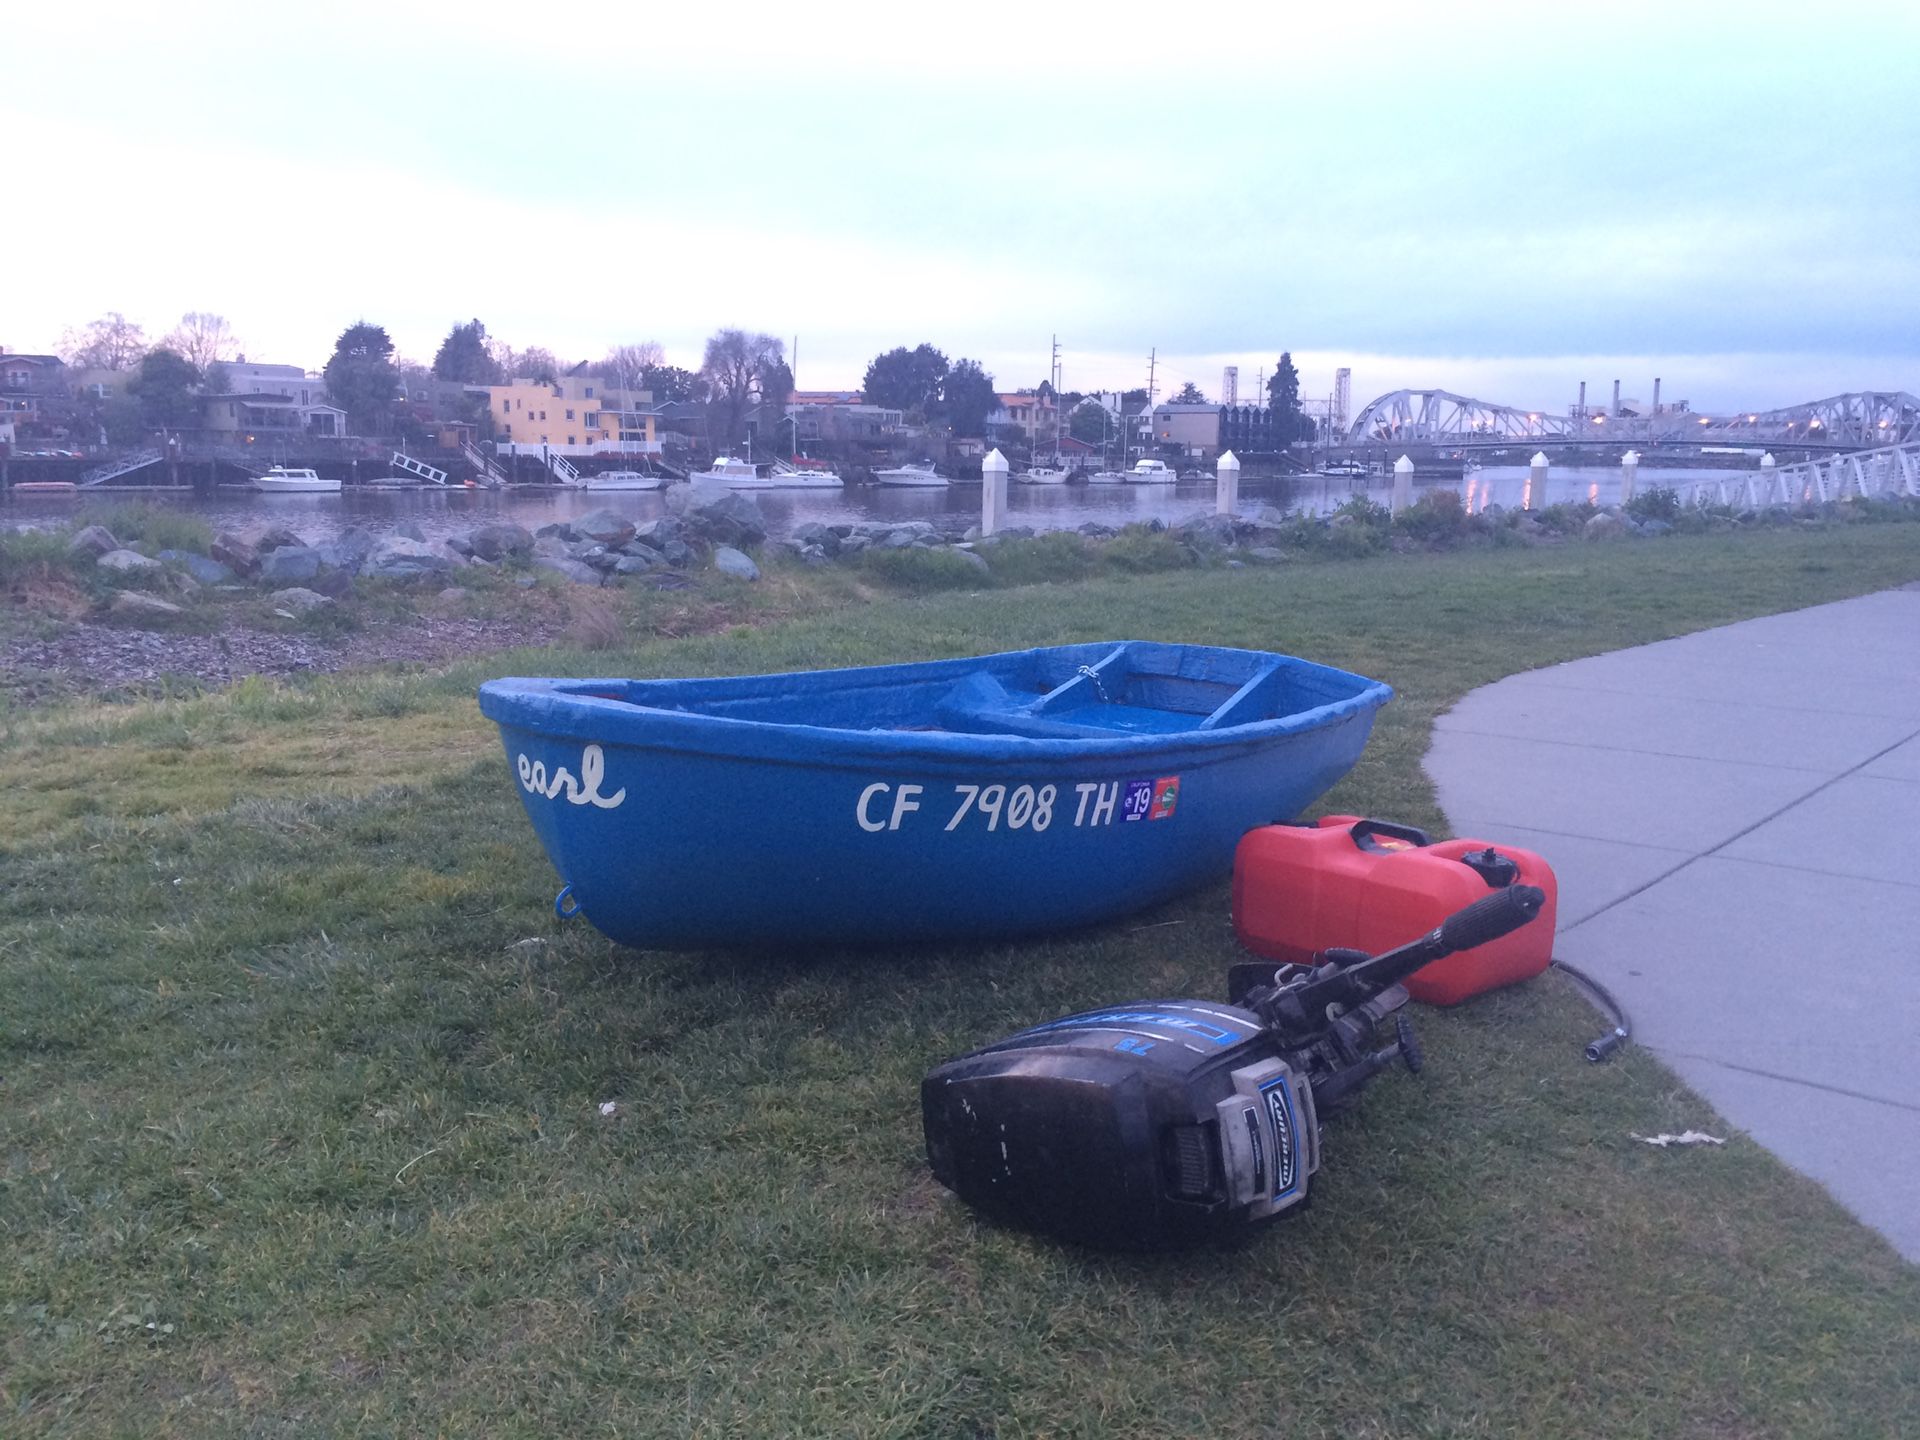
[479,641,1391,949]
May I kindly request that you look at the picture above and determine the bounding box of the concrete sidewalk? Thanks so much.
[1425,585,1920,1262]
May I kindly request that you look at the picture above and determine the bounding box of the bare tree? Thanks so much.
[701,329,785,451]
[489,342,566,384]
[60,312,148,370]
[594,341,665,393]
[163,312,241,370]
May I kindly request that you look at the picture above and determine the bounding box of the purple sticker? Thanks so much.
[1121,779,1154,822]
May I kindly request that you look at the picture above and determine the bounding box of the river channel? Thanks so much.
[4,465,1742,546]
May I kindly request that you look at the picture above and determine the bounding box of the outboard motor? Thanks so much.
[922,885,1546,1250]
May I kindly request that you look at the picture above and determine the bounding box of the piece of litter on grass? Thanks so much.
[508,937,549,951]
[599,1101,619,1118]
[1633,1130,1726,1148]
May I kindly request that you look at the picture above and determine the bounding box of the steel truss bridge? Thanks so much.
[1345,389,1920,451]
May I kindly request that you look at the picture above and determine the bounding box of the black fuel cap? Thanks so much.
[1461,847,1520,888]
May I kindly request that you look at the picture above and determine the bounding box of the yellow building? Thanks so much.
[485,373,657,454]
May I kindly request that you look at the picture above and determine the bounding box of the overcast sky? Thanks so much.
[6,0,1914,415]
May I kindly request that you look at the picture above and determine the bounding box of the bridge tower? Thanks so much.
[1222,366,1238,407]
[1333,368,1351,434]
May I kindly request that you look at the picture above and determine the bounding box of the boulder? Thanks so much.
[97,547,162,574]
[533,555,603,585]
[664,480,768,546]
[1245,546,1290,564]
[312,541,366,573]
[952,547,991,575]
[259,545,322,584]
[789,521,839,556]
[1639,518,1673,536]
[712,546,760,581]
[209,531,257,575]
[1183,515,1238,549]
[110,589,182,616]
[466,522,534,561]
[364,536,453,580]
[619,540,666,567]
[572,509,637,547]
[1584,512,1627,542]
[395,520,428,543]
[254,524,305,554]
[612,555,656,577]
[157,549,235,584]
[532,534,572,560]
[310,568,355,599]
[68,524,119,559]
[271,586,332,612]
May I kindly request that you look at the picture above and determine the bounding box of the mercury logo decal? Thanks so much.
[1264,1085,1297,1196]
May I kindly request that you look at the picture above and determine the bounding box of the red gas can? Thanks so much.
[1232,816,1558,1006]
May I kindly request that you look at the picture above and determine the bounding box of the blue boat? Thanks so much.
[478,642,1392,950]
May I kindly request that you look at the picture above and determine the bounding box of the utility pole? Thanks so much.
[1050,334,1062,393]
[1146,348,1157,407]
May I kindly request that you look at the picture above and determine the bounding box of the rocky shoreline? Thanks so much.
[7,479,1914,707]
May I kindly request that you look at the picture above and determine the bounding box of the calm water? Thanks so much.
[5,466,1746,545]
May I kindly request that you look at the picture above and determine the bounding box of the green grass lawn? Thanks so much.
[4,526,1919,1437]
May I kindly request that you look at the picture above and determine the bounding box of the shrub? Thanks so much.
[1394,491,1469,543]
[75,501,216,554]
[985,531,1097,585]
[564,593,626,650]
[0,525,79,591]
[857,545,988,591]
[1534,501,1599,534]
[1101,525,1196,574]
[1625,486,1682,524]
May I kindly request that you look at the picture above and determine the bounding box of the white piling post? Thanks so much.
[980,447,1009,537]
[1391,454,1414,515]
[1526,451,1549,511]
[1620,449,1640,506]
[1215,449,1241,516]
[1760,451,1777,506]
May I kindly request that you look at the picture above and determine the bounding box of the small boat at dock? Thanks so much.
[584,470,665,491]
[251,466,341,493]
[479,641,1392,950]
[872,461,947,487]
[1128,458,1176,483]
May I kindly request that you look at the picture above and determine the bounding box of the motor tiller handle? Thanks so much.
[1350,884,1547,995]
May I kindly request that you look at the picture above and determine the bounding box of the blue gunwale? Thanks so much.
[478,641,1392,769]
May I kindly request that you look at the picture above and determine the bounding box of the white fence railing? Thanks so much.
[1671,442,1920,510]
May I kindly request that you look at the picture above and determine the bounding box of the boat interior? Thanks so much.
[563,643,1373,739]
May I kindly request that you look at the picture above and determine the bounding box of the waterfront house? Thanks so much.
[1150,401,1227,459]
[484,368,658,456]
[988,386,1059,448]
[0,350,69,444]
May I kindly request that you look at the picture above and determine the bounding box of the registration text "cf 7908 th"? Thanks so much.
[856,778,1179,834]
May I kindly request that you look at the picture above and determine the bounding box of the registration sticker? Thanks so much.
[1150,777,1180,819]
[1121,779,1155,822]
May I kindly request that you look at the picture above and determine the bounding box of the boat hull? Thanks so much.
[480,643,1390,950]
[252,479,341,493]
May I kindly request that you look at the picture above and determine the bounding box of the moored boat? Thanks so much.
[1018,465,1070,485]
[767,459,845,489]
[584,469,665,491]
[252,466,341,493]
[480,641,1392,950]
[1085,468,1127,485]
[690,456,765,488]
[872,461,947,487]
[1128,458,1176,483]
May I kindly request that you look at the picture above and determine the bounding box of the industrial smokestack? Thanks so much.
[1578,381,1587,415]
[1612,379,1621,416]
[1652,377,1661,414]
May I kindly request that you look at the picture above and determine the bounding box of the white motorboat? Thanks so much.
[1318,459,1369,478]
[1127,458,1176,484]
[1018,465,1070,485]
[872,462,947,488]
[767,459,845,489]
[585,469,665,491]
[1085,469,1127,485]
[251,466,340,494]
[691,457,768,489]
